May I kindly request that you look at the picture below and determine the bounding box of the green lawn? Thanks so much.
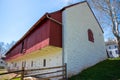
[12,78,21,80]
[69,58,120,80]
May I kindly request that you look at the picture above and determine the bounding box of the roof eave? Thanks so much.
[5,13,49,55]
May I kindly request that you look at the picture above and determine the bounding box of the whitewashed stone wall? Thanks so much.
[7,46,62,71]
[62,2,107,77]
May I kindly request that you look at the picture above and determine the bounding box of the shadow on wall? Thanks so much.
[69,58,120,80]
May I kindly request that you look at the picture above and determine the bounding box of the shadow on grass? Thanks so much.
[69,58,120,80]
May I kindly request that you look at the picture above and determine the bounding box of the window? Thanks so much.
[31,61,33,67]
[88,29,94,42]
[22,61,26,67]
[14,63,17,67]
[24,61,26,67]
[43,59,46,67]
[115,50,118,54]
[115,45,118,48]
[109,46,111,49]
[109,51,112,55]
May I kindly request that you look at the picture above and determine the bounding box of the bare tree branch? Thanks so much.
[89,0,120,50]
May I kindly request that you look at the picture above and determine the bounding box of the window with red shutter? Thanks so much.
[88,29,94,42]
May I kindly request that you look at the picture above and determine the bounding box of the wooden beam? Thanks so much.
[25,70,65,77]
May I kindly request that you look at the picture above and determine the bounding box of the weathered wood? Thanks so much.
[0,64,67,80]
[0,70,22,75]
[25,69,65,77]
[21,67,24,80]
[25,65,65,72]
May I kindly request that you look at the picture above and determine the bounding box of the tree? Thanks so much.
[0,42,5,57]
[0,41,16,57]
[5,41,16,53]
[87,0,120,52]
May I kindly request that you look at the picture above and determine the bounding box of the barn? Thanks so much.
[5,1,107,79]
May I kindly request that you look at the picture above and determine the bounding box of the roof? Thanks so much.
[5,13,48,55]
[105,40,118,46]
[61,1,86,11]
[5,1,104,55]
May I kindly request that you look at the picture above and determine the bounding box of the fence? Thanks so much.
[0,63,67,80]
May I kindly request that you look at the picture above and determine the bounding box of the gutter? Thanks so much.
[46,14,62,25]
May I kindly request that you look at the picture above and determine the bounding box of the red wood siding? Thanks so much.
[25,19,50,50]
[21,19,50,54]
[6,42,22,60]
[6,11,62,60]
[49,11,62,47]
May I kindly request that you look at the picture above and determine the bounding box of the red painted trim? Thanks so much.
[25,38,49,54]
[49,11,62,47]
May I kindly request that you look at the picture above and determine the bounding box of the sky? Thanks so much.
[0,0,113,44]
[0,0,81,44]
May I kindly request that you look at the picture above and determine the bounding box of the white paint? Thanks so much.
[62,2,107,77]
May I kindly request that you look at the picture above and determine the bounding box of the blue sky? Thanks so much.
[0,0,77,44]
[0,0,112,44]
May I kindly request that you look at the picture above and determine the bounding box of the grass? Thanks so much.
[69,58,120,80]
[0,69,20,80]
[1,58,120,80]
[12,78,21,80]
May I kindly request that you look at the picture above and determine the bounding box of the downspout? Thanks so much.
[46,14,64,66]
[47,14,66,78]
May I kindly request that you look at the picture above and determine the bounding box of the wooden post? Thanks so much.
[21,67,24,80]
[62,64,65,79]
[65,63,67,80]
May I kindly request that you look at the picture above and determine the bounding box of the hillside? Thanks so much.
[70,58,120,80]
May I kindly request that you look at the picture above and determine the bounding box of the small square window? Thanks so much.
[115,45,118,48]
[43,59,46,67]
[22,61,26,67]
[109,46,111,49]
[115,50,118,54]
[31,61,33,67]
[109,51,112,55]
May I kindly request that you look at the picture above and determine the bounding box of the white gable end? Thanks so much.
[62,2,107,77]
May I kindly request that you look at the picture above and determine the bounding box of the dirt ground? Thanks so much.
[0,69,18,80]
